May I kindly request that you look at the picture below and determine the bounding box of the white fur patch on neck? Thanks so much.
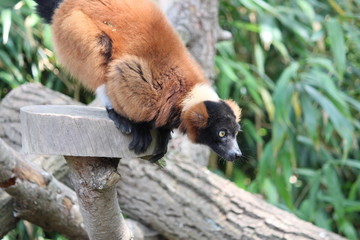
[96,84,112,109]
[182,84,219,111]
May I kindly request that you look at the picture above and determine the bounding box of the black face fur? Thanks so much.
[196,101,242,161]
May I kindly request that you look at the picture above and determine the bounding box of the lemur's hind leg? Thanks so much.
[150,128,171,163]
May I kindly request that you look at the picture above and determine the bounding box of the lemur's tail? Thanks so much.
[33,0,63,23]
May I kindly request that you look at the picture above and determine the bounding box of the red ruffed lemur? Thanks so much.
[34,0,243,162]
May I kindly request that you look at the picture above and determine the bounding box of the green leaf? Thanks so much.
[335,159,360,170]
[315,209,332,231]
[323,164,345,221]
[0,72,17,88]
[342,94,360,112]
[273,62,298,124]
[1,9,11,44]
[272,40,290,62]
[263,178,278,204]
[340,220,357,240]
[232,62,263,105]
[307,172,321,221]
[300,95,320,143]
[306,57,337,76]
[242,119,264,144]
[326,18,346,80]
[348,175,360,201]
[297,0,315,22]
[302,70,351,118]
[259,87,274,121]
[274,62,299,100]
[305,85,353,150]
[254,43,265,77]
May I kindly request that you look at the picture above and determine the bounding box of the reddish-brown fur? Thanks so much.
[52,0,208,127]
[179,102,209,142]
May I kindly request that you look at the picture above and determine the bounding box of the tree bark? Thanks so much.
[0,84,345,240]
[65,156,132,240]
[0,138,87,239]
[117,157,343,240]
[157,0,231,80]
[0,83,79,236]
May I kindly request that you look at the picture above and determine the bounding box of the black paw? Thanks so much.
[150,128,171,163]
[128,122,152,154]
[106,108,133,134]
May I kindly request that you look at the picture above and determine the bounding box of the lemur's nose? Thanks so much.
[234,150,242,159]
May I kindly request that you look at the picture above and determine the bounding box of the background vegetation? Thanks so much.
[0,0,359,239]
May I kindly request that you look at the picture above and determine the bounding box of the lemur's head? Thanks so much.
[180,98,242,162]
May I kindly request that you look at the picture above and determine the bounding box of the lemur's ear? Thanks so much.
[180,102,209,142]
[224,100,241,122]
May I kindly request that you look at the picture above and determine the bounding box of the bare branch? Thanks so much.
[0,138,87,239]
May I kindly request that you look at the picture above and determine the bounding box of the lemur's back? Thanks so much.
[51,0,200,90]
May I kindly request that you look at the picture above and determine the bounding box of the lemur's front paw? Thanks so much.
[128,122,152,154]
[106,108,133,134]
[150,128,171,163]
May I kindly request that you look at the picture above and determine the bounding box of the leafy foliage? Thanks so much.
[0,0,91,101]
[3,221,67,240]
[217,0,360,239]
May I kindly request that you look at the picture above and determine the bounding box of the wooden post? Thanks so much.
[20,105,156,240]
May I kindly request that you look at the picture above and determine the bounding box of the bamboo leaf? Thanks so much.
[302,70,351,118]
[297,0,315,22]
[308,172,321,221]
[254,43,265,77]
[1,9,11,44]
[323,164,345,220]
[304,85,353,148]
[326,18,346,80]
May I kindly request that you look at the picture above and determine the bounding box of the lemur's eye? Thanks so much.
[218,130,226,138]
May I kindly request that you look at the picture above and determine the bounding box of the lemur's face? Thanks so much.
[196,101,242,161]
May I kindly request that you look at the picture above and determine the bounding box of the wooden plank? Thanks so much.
[20,105,156,158]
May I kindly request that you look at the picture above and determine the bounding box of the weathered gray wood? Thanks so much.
[0,138,87,239]
[20,105,156,158]
[0,83,81,237]
[0,84,162,239]
[20,104,152,240]
[65,156,132,240]
[157,0,231,81]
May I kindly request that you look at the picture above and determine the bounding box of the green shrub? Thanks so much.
[217,0,360,239]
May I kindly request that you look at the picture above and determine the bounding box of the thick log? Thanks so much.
[0,83,80,236]
[1,84,344,239]
[117,157,345,240]
[0,193,16,237]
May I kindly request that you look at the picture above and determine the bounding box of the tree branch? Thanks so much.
[0,138,87,239]
[1,84,346,240]
[65,156,132,240]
